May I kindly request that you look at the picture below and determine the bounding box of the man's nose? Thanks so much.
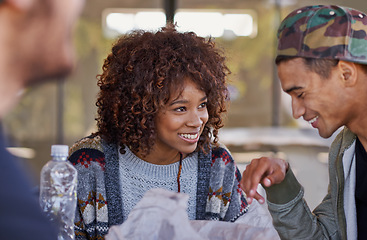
[292,98,305,119]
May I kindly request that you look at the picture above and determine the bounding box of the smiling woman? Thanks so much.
[153,78,209,163]
[67,25,274,239]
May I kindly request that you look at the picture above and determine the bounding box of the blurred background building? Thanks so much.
[2,0,366,209]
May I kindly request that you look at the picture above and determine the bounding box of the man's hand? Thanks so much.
[240,157,289,204]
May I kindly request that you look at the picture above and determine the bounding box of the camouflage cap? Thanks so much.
[277,5,367,65]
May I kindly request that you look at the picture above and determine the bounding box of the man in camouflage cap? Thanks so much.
[241,5,367,240]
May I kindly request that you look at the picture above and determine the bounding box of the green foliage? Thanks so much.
[74,18,115,66]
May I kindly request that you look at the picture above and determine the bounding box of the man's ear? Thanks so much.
[338,61,357,87]
[2,0,35,11]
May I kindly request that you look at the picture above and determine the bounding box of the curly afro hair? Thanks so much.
[96,25,230,156]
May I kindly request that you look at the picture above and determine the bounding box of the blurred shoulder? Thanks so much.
[68,134,106,168]
[69,134,103,156]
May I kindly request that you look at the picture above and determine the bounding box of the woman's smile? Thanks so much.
[154,78,209,156]
[178,132,200,142]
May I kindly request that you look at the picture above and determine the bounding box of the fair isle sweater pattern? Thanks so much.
[68,135,249,240]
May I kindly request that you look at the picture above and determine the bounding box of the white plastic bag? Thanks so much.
[106,188,204,240]
[106,188,279,240]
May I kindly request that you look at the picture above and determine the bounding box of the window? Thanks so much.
[102,8,257,39]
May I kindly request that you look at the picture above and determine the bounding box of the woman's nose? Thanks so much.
[186,110,208,127]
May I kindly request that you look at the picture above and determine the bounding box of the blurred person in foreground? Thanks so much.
[0,0,85,239]
[241,5,367,240]
[68,25,277,239]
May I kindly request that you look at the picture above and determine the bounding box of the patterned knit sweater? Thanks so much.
[68,135,248,240]
[118,146,199,220]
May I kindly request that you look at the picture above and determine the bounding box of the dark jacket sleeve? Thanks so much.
[0,137,58,240]
[265,167,339,239]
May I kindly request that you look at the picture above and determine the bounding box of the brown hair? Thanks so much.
[276,56,367,78]
[95,25,230,155]
[275,56,339,79]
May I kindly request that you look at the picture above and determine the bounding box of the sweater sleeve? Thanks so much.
[68,136,109,240]
[224,164,249,222]
[208,147,249,222]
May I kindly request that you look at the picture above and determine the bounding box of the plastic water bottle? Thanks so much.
[39,145,78,240]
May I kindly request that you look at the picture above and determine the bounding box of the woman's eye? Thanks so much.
[199,102,207,109]
[297,93,304,98]
[175,106,186,112]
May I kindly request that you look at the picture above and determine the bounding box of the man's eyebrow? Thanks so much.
[285,86,303,94]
